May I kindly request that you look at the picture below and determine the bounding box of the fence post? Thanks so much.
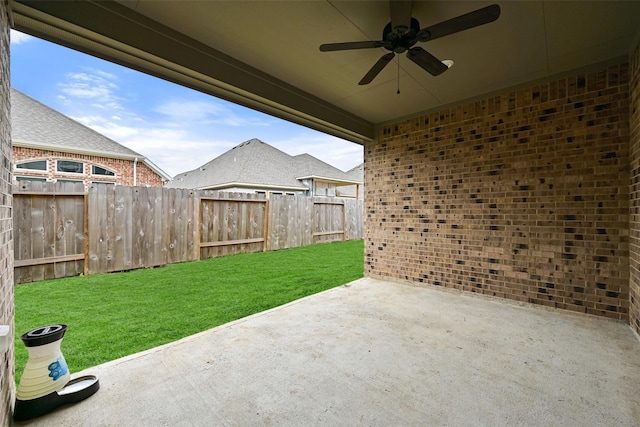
[194,191,201,261]
[84,190,89,276]
[342,202,347,241]
[263,199,269,252]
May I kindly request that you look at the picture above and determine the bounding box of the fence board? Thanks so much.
[191,190,200,261]
[312,199,345,244]
[14,185,32,283]
[14,181,85,283]
[31,189,46,282]
[267,195,313,251]
[15,185,363,283]
[199,192,266,258]
[133,186,151,268]
[345,197,364,240]
[114,185,130,271]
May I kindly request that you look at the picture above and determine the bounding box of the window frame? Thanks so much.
[91,164,116,177]
[15,159,48,172]
[56,159,85,174]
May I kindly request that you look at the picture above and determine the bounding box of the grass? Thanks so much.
[14,240,364,383]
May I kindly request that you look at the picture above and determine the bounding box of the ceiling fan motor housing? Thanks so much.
[383,17,421,53]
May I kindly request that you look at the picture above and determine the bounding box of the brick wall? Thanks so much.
[365,61,630,320]
[630,40,640,334]
[13,146,165,188]
[0,1,14,423]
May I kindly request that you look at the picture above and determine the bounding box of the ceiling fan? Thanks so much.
[319,2,501,85]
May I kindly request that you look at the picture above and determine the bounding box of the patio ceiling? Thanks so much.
[9,1,640,144]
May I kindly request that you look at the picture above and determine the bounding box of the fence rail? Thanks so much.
[13,182,363,284]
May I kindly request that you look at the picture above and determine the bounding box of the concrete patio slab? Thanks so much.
[14,278,640,426]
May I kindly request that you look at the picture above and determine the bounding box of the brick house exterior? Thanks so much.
[2,3,640,424]
[12,146,165,188]
[0,3,13,425]
[366,59,637,324]
[629,40,640,336]
[11,88,170,189]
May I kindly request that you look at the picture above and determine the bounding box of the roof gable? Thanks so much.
[168,138,361,190]
[345,163,364,181]
[291,153,355,182]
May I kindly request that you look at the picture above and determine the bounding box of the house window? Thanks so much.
[91,181,115,186]
[57,160,84,174]
[16,160,47,171]
[92,165,116,177]
[15,176,46,182]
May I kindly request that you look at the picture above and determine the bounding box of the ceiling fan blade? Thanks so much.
[416,4,501,42]
[320,41,387,52]
[389,1,413,36]
[359,52,395,85]
[406,47,448,76]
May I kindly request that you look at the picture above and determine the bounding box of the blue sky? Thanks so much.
[10,30,363,178]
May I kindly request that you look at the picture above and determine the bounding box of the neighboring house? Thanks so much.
[11,88,170,188]
[167,138,362,198]
[337,163,364,200]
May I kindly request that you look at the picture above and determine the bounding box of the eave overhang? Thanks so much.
[10,0,375,145]
[297,175,363,186]
[197,182,309,192]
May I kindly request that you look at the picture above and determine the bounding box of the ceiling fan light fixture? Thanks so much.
[442,59,454,68]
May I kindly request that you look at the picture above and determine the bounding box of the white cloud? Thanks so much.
[58,71,124,114]
[10,30,33,45]
[61,85,111,99]
[76,120,142,140]
[155,99,271,127]
[53,65,361,178]
[155,100,227,121]
[13,34,361,181]
[72,111,230,177]
[120,133,234,177]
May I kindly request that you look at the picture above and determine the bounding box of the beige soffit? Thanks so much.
[9,0,375,145]
[10,1,640,142]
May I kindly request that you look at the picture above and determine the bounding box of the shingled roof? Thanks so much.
[167,138,360,191]
[11,88,170,179]
[337,162,364,198]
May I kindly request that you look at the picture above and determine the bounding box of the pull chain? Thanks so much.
[396,56,400,94]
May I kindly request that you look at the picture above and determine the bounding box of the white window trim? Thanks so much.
[56,159,85,175]
[91,164,117,177]
[15,159,48,172]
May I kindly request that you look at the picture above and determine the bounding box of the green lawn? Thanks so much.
[14,240,364,383]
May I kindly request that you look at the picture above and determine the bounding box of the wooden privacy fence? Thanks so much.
[13,181,364,284]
